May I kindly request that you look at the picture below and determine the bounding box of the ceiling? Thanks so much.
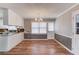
[0,3,75,18]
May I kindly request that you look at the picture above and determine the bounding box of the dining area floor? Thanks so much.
[0,39,73,55]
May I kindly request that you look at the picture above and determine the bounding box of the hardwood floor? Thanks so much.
[0,39,73,55]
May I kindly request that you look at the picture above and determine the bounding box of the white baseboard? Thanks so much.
[54,39,75,55]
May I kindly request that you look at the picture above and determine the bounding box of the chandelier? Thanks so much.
[35,18,43,22]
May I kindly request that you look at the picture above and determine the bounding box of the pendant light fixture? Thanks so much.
[35,18,38,21]
[35,17,43,22]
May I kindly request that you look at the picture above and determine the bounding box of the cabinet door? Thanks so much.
[8,9,17,25]
[17,33,24,41]
[7,35,17,51]
[8,9,23,26]
[0,37,7,51]
[0,16,3,25]
[7,33,24,51]
[0,8,4,25]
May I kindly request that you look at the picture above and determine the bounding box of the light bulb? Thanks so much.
[40,18,43,21]
[35,18,37,21]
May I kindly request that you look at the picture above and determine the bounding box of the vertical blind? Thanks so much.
[32,22,47,34]
[32,22,54,34]
[39,22,47,34]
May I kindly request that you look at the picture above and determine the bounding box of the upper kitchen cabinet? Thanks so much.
[8,9,24,27]
[0,9,3,25]
[0,8,24,27]
[0,8,8,25]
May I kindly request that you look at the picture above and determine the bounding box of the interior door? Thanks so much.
[72,10,79,54]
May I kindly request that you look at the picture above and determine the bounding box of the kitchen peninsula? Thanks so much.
[0,32,24,51]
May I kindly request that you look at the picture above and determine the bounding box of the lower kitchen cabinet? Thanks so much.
[0,32,24,51]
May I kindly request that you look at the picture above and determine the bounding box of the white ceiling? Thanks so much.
[0,3,75,18]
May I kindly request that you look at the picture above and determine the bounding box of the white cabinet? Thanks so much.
[8,9,16,25]
[7,34,17,51]
[8,9,24,27]
[17,33,24,40]
[0,8,24,27]
[7,33,24,51]
[0,37,7,51]
[0,33,24,51]
[0,8,8,25]
[0,9,3,25]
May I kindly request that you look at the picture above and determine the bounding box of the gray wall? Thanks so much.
[24,18,32,33]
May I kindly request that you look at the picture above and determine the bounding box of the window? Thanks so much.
[48,22,54,31]
[32,22,47,34]
[32,22,39,34]
[39,22,47,33]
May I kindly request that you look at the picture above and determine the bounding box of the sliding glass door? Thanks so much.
[32,22,39,34]
[39,22,47,34]
[32,22,47,34]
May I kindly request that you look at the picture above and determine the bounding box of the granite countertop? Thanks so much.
[0,33,16,37]
[0,32,24,37]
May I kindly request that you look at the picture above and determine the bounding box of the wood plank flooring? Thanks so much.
[0,39,73,55]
